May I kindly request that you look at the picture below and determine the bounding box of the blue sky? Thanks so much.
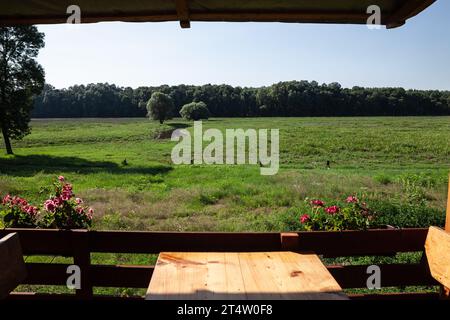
[37,1,449,90]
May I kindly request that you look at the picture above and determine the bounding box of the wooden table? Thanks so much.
[146,252,348,300]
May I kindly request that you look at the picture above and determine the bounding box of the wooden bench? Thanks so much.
[423,178,450,299]
[0,233,27,299]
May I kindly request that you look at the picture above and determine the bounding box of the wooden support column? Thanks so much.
[446,173,450,232]
[176,0,190,28]
[72,230,93,299]
[280,233,299,251]
[442,174,450,298]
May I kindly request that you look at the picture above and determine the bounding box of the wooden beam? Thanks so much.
[176,0,190,28]
[444,174,450,298]
[446,173,450,232]
[0,11,382,27]
[386,0,436,29]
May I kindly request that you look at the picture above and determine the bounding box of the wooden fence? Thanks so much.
[0,228,440,300]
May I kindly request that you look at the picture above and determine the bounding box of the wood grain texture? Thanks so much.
[425,227,450,289]
[146,252,347,300]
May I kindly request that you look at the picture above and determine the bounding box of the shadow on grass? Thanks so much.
[0,155,173,177]
[166,122,191,129]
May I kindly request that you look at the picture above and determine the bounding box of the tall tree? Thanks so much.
[146,92,173,124]
[0,26,45,154]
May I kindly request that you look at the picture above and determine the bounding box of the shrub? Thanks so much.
[299,196,376,231]
[370,201,444,228]
[40,176,94,229]
[180,101,210,120]
[1,195,39,228]
[0,176,94,229]
[146,92,174,124]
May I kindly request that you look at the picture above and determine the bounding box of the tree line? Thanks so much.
[32,81,450,118]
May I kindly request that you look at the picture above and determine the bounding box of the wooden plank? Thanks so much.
[0,229,73,255]
[20,262,436,290]
[22,263,69,286]
[327,264,437,289]
[0,233,27,299]
[425,226,450,288]
[446,174,450,232]
[146,252,348,300]
[89,231,282,253]
[295,228,428,257]
[90,265,153,288]
[425,226,450,299]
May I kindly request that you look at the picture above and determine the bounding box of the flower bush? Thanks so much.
[40,176,93,229]
[300,195,375,231]
[0,176,94,229]
[1,195,39,228]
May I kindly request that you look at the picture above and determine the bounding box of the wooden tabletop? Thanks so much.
[146,251,348,300]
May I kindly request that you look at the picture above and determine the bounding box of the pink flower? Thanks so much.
[300,214,310,224]
[53,197,62,206]
[11,196,27,206]
[23,205,38,216]
[325,205,340,215]
[311,199,325,207]
[2,194,11,205]
[58,176,65,182]
[44,199,56,212]
[346,196,358,203]
[61,191,71,201]
[76,206,84,214]
[75,198,83,205]
[87,208,94,220]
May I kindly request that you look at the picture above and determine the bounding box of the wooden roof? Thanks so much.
[0,0,436,29]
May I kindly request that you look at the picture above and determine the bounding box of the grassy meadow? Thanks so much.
[1,116,449,296]
[1,117,449,231]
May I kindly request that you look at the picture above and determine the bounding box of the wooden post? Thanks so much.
[446,174,450,232]
[71,230,92,299]
[442,174,450,298]
[0,233,27,299]
[176,0,190,28]
[280,233,299,251]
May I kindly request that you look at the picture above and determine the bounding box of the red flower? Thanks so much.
[311,199,325,207]
[346,196,358,203]
[61,191,71,201]
[23,205,38,216]
[2,194,11,205]
[44,199,56,212]
[300,214,310,224]
[325,206,340,215]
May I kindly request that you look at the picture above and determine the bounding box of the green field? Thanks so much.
[1,117,449,232]
[1,116,449,296]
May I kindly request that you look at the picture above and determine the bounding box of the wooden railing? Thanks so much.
[0,228,439,300]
